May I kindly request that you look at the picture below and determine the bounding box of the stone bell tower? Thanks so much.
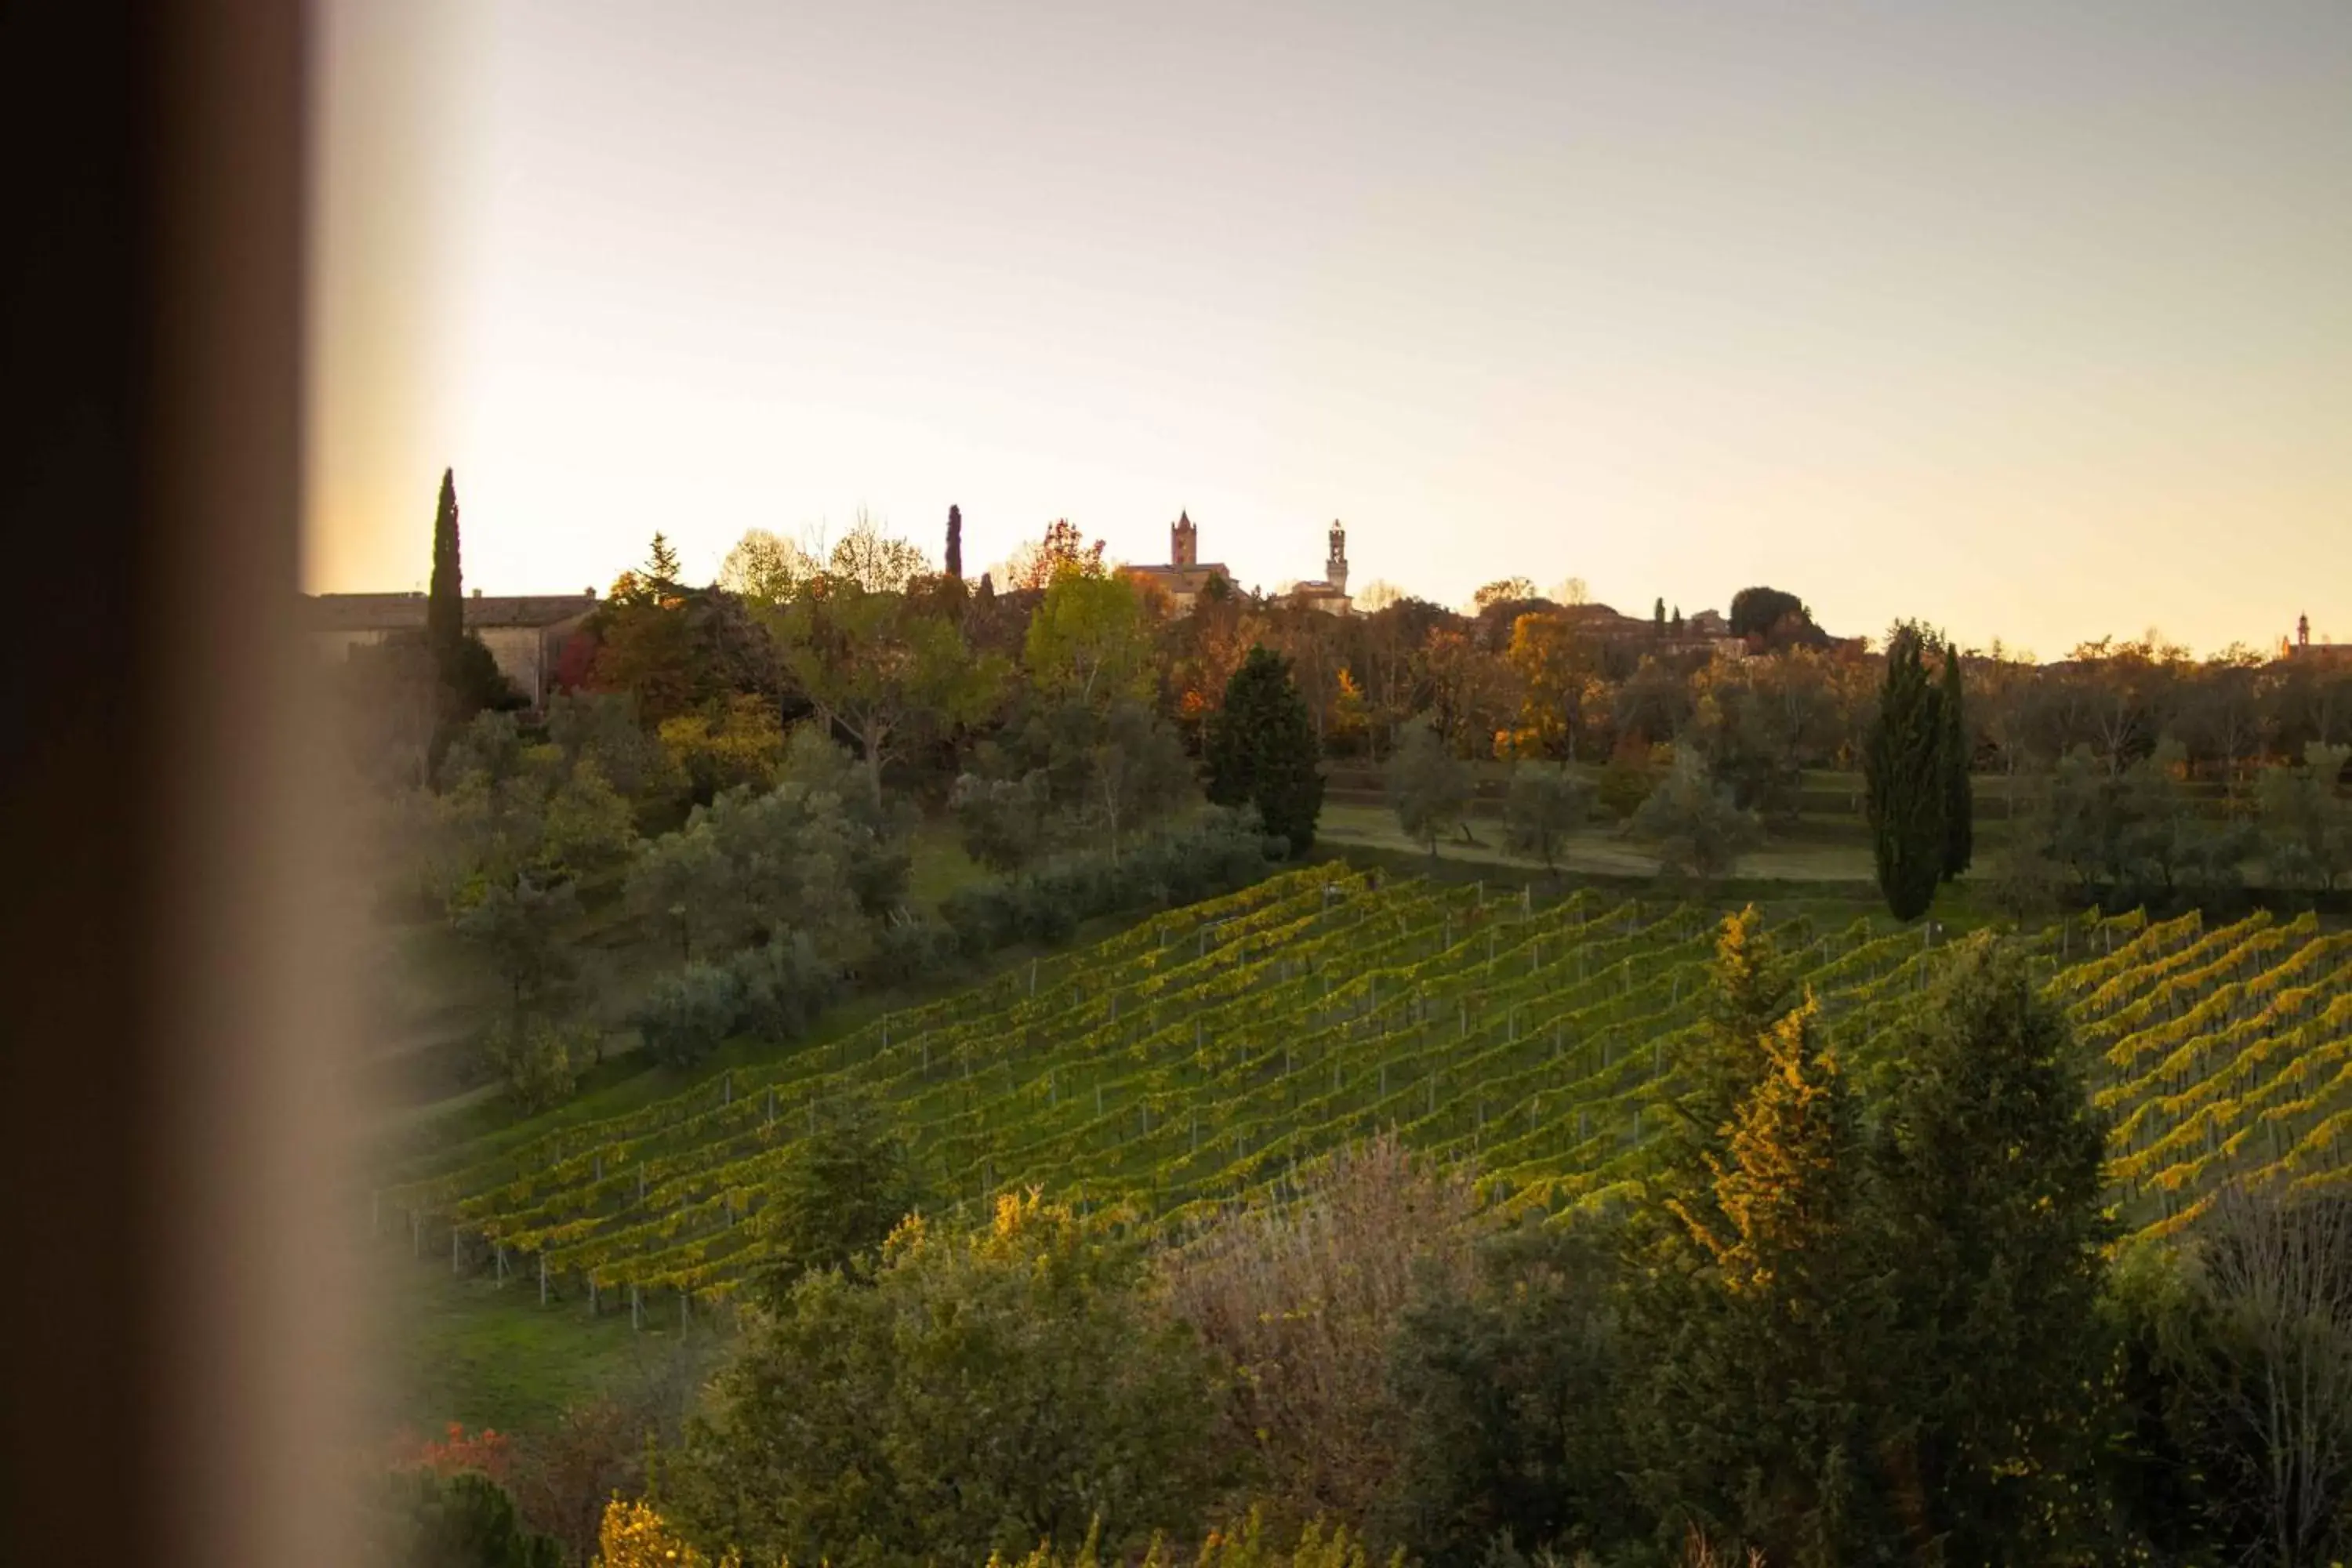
[1171,510,1198,568]
[1325,521,1348,596]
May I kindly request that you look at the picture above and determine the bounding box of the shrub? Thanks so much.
[942,811,1272,958]
[863,911,962,988]
[1628,749,1761,884]
[363,1467,563,1568]
[671,1192,1222,1568]
[746,1095,923,1309]
[726,937,840,1044]
[481,1013,588,1112]
[632,962,742,1069]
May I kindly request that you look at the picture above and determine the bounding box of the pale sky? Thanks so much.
[308,0,2352,657]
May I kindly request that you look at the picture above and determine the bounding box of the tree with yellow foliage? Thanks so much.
[1626,992,1887,1567]
[1504,612,1606,762]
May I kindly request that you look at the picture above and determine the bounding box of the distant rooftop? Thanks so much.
[303,591,599,633]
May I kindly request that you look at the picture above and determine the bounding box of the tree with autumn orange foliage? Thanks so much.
[1625,943,1888,1566]
[1005,517,1108,590]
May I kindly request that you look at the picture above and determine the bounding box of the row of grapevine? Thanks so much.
[390,882,2347,1319]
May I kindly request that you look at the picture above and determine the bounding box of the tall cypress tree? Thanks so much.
[426,467,463,680]
[1865,624,1947,920]
[1203,645,1325,856]
[944,504,964,581]
[1939,649,1973,881]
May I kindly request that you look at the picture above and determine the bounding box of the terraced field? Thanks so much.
[381,868,2351,1318]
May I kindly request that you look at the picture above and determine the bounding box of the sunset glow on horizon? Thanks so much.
[309,0,2352,658]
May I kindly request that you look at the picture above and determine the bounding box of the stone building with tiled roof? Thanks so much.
[303,590,598,708]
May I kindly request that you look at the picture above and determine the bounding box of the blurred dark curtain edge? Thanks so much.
[0,2,355,1564]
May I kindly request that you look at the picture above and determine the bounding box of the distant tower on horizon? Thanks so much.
[1326,521,1348,596]
[1172,510,1199,568]
[2300,612,2312,650]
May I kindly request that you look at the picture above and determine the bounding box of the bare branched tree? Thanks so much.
[2187,1186,2352,1566]
[1158,1134,1478,1533]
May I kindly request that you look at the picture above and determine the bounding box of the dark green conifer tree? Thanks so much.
[1940,648,1973,880]
[1865,938,2110,1559]
[1865,624,1947,920]
[1203,644,1324,855]
[426,467,463,681]
[944,503,964,580]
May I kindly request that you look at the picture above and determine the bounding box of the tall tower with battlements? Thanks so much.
[1325,522,1348,595]
[1172,510,1198,568]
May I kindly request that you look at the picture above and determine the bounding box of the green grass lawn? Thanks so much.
[370,1243,716,1436]
[1314,800,1889,881]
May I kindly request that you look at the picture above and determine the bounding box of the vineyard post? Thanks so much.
[494,1244,505,1287]
[630,1284,641,1330]
[723,1071,731,1106]
[1030,958,1039,995]
[588,1279,598,1316]
[539,1254,547,1305]
[637,1168,645,1203]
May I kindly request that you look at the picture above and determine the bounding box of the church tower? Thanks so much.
[1325,521,1348,595]
[1172,510,1198,568]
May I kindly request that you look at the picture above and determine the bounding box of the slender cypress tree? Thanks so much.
[1865,625,1947,920]
[1203,645,1325,855]
[1940,648,1973,881]
[426,467,463,679]
[944,504,964,581]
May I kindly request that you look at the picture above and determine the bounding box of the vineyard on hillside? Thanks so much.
[381,866,2352,1319]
